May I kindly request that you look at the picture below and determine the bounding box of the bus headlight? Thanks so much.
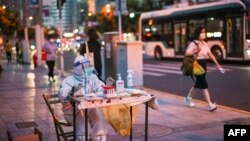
[247,49,250,55]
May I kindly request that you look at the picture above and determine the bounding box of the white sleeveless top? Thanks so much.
[186,40,211,60]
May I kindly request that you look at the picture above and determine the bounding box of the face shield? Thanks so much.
[73,56,97,81]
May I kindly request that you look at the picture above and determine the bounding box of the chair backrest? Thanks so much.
[7,128,42,141]
[43,93,73,141]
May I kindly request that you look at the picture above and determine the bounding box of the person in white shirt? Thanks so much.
[184,26,224,112]
[58,55,106,141]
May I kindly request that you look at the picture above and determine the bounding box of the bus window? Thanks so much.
[188,19,205,40]
[163,22,173,46]
[157,24,163,35]
[163,23,172,34]
[206,17,223,38]
[142,22,152,41]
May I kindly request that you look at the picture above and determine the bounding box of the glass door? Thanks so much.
[226,17,243,57]
[174,22,187,55]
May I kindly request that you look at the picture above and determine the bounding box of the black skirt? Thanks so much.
[194,59,208,89]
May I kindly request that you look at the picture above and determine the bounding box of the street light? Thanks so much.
[88,12,92,17]
[105,4,111,15]
[29,16,33,20]
[129,12,135,18]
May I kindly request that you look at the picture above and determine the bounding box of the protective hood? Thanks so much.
[73,55,91,82]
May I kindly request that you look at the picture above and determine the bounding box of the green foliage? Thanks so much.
[17,28,35,40]
[0,7,20,37]
[96,13,116,33]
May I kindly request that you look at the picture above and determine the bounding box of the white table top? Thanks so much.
[73,90,156,110]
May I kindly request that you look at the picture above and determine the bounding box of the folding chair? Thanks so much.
[7,128,42,141]
[43,94,73,141]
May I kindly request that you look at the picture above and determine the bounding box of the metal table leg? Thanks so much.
[130,106,133,141]
[145,101,149,141]
[85,109,88,141]
[73,101,76,141]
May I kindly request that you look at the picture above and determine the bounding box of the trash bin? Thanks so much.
[103,32,119,80]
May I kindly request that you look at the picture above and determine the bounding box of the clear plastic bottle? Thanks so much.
[127,70,133,89]
[116,74,124,93]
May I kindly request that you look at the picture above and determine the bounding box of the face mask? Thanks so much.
[84,67,92,77]
[200,33,206,40]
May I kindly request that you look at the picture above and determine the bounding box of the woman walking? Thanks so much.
[184,26,224,112]
[42,36,58,82]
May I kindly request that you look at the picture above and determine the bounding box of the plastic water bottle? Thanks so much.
[127,70,133,89]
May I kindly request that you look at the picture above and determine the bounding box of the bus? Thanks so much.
[139,0,250,61]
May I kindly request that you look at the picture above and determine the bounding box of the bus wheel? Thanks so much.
[212,47,223,62]
[154,47,163,60]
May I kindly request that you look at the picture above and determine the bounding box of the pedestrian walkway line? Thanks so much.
[144,64,181,71]
[144,87,250,115]
[147,63,231,72]
[144,67,183,75]
[143,71,165,76]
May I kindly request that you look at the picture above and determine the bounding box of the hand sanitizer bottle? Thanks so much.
[127,70,133,89]
[116,74,124,93]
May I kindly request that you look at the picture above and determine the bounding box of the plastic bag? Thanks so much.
[101,104,138,136]
[193,60,205,75]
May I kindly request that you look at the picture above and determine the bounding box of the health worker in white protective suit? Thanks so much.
[58,55,106,141]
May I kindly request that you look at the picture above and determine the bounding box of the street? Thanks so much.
[143,57,250,112]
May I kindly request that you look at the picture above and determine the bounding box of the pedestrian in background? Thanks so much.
[15,38,21,62]
[79,29,102,80]
[4,39,12,63]
[184,26,224,112]
[42,35,58,82]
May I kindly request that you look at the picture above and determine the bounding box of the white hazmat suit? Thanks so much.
[58,55,106,141]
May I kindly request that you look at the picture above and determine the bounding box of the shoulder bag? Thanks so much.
[181,42,205,76]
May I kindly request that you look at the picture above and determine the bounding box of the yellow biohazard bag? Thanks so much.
[193,60,205,75]
[102,104,138,136]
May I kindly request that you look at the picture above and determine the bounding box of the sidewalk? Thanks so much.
[0,62,249,141]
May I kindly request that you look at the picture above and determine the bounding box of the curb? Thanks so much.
[144,87,250,115]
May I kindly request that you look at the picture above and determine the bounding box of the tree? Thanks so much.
[94,4,116,33]
[0,6,20,38]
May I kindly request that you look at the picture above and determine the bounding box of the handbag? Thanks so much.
[41,51,47,61]
[181,56,195,76]
[181,41,205,76]
[84,41,95,66]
